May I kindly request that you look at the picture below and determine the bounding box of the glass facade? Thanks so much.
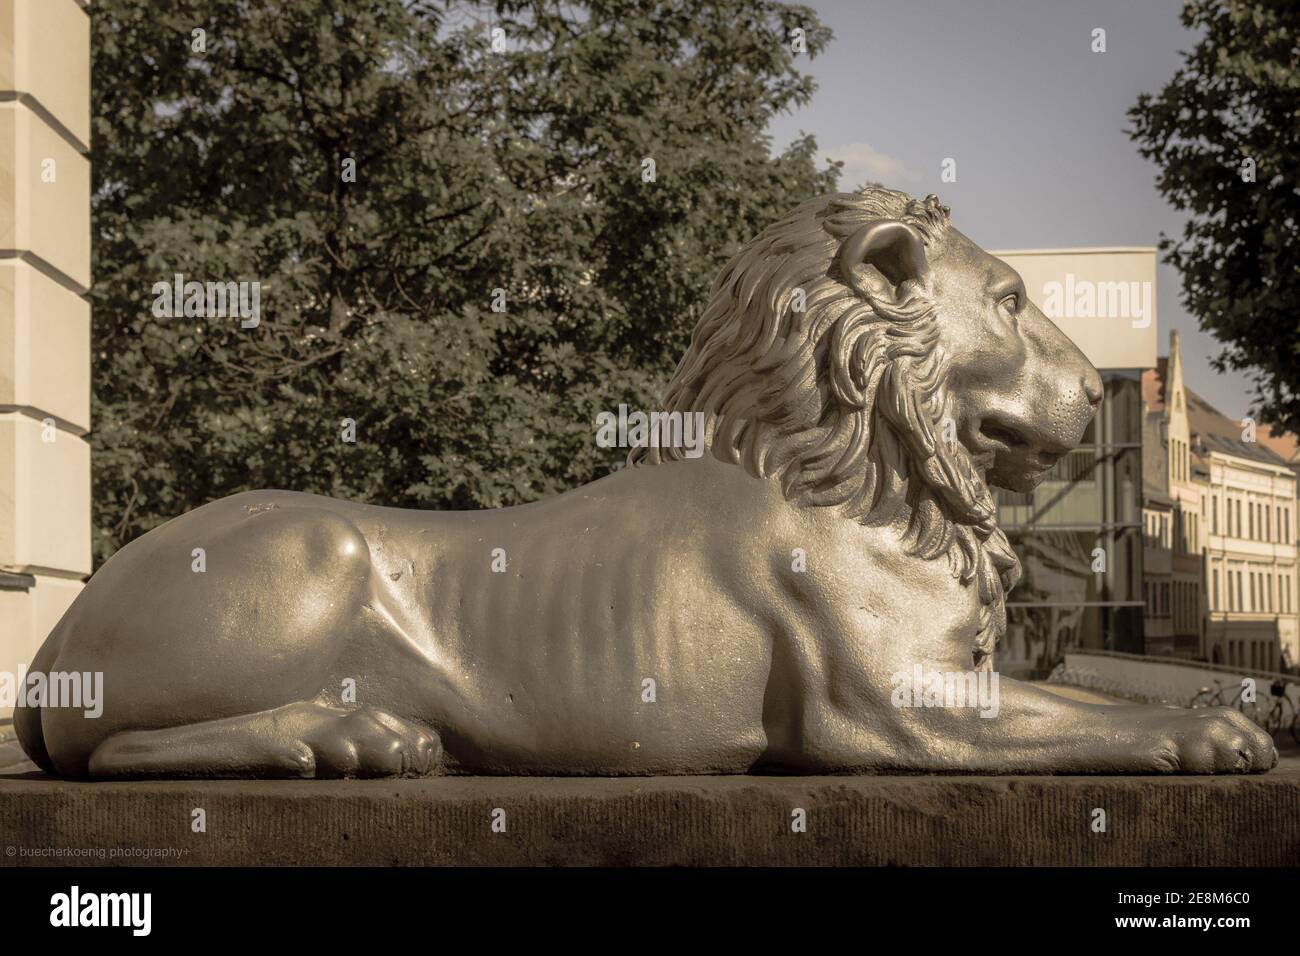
[995,371,1145,677]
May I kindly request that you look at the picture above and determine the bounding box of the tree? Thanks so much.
[1128,0,1300,432]
[90,0,838,564]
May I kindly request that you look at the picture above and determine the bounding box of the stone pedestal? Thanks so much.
[2,757,1296,866]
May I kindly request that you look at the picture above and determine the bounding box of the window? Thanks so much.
[1212,496,1218,534]
[1265,504,1271,541]
[1212,569,1219,610]
[1249,502,1255,540]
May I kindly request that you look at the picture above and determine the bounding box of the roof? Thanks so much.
[1258,425,1300,467]
[1185,388,1289,467]
[1141,360,1167,412]
[1144,348,1291,469]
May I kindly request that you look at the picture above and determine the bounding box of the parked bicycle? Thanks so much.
[1255,679,1300,745]
[1189,677,1300,743]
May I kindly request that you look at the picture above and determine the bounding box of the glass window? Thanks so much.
[1002,604,1143,669]
[996,370,1143,677]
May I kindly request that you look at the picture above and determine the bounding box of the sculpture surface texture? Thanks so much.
[16,186,1277,777]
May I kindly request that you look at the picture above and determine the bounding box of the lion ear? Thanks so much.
[834,220,930,300]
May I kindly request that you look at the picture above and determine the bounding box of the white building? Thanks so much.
[1195,390,1299,672]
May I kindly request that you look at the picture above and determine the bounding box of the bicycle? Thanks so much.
[1187,677,1271,725]
[1253,679,1300,744]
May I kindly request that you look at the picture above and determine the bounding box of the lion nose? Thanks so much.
[1082,367,1103,407]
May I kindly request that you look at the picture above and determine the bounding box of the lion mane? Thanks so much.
[630,185,1022,660]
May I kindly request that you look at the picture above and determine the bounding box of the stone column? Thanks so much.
[0,0,91,718]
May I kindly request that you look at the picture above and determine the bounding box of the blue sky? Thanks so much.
[768,0,1256,419]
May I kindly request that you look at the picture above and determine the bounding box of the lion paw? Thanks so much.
[298,706,442,778]
[1146,707,1276,773]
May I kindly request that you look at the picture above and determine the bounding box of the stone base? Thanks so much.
[2,758,1298,866]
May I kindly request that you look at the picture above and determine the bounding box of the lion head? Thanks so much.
[630,185,1102,660]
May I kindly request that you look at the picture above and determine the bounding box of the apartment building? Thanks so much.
[1197,394,1299,672]
[1144,333,1299,672]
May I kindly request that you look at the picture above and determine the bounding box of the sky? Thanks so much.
[766,0,1258,419]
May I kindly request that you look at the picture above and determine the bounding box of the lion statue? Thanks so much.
[17,185,1276,777]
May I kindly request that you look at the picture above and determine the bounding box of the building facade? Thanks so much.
[1142,332,1299,673]
[1140,333,1204,658]
[991,248,1157,677]
[1258,424,1300,661]
[1196,404,1299,673]
[0,0,92,721]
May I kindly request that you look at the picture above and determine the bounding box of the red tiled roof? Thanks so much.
[1186,389,1288,466]
[1259,424,1300,466]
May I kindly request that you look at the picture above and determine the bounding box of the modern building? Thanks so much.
[991,247,1157,677]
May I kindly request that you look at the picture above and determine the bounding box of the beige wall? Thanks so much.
[1203,453,1299,672]
[0,0,90,719]
[992,247,1157,371]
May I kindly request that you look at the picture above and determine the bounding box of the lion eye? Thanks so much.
[997,293,1020,315]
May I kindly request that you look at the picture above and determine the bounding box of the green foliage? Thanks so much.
[1128,0,1300,429]
[90,0,838,564]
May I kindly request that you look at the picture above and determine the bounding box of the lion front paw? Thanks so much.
[1146,707,1277,773]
